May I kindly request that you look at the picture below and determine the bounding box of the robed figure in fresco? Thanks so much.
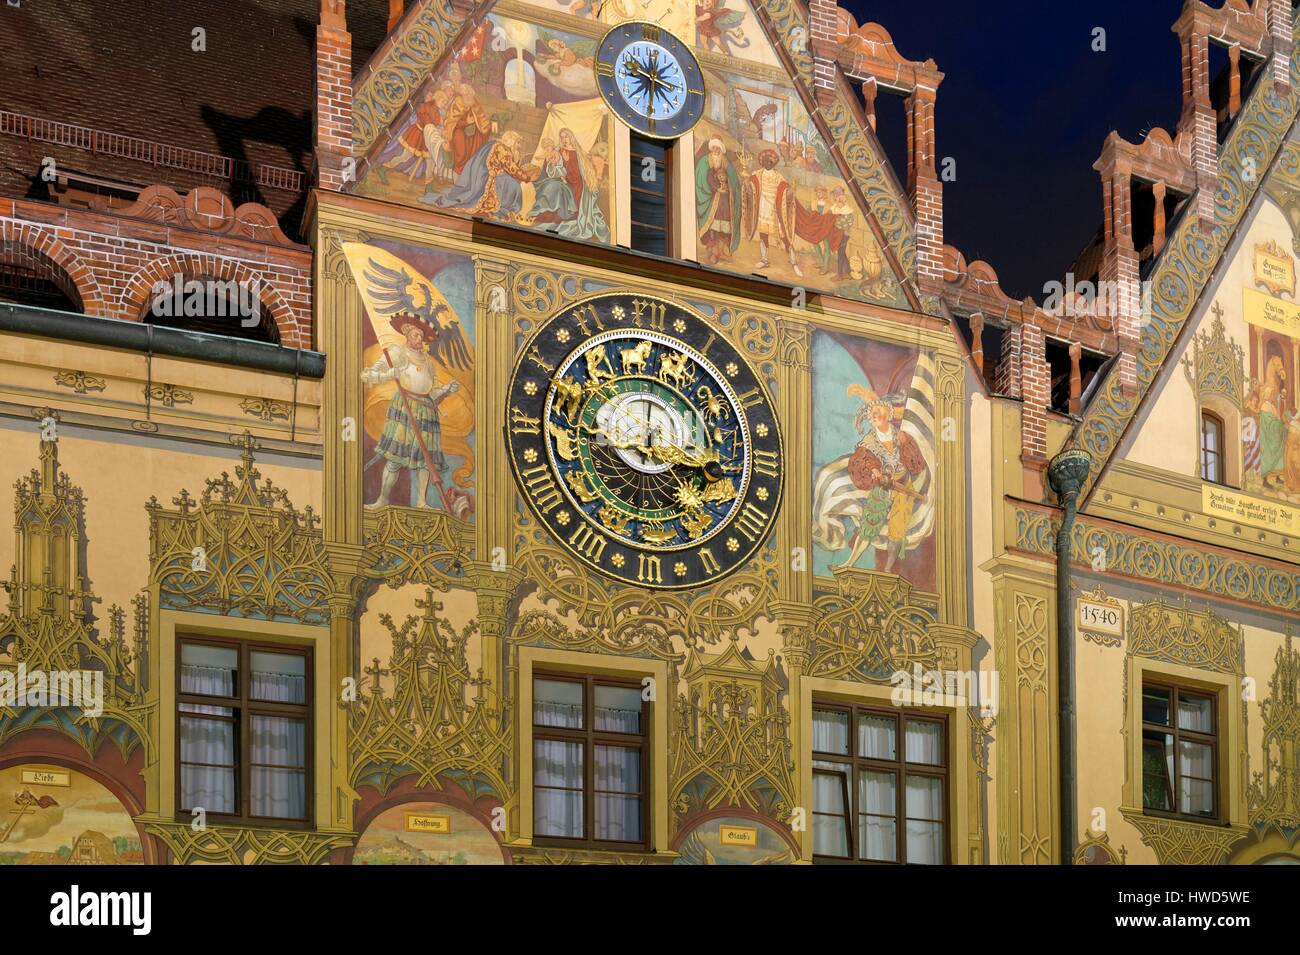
[529,128,610,242]
[742,148,803,277]
[696,138,741,266]
[430,130,540,221]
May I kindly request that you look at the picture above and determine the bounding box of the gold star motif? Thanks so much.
[523,448,538,463]
[612,305,626,321]
[756,487,769,501]
[524,380,538,396]
[674,561,687,576]
[673,318,686,333]
[611,553,625,567]
[726,362,738,377]
[726,537,739,552]
[556,328,571,343]
[556,510,570,526]
[755,423,769,437]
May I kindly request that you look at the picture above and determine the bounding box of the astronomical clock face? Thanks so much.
[595,23,705,139]
[507,294,783,589]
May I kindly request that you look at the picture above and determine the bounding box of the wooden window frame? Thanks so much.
[531,671,650,851]
[628,134,673,257]
[1199,410,1225,486]
[175,636,313,829]
[1140,680,1219,823]
[811,701,949,865]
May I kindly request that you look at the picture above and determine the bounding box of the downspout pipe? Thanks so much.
[1047,449,1092,866]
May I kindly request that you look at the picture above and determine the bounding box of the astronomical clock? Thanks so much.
[506,293,783,589]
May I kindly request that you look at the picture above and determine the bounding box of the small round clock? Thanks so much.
[506,293,783,589]
[595,22,706,139]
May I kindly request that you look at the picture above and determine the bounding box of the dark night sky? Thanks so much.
[840,0,1189,300]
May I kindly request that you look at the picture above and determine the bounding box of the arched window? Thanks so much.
[1200,411,1224,485]
[0,241,84,312]
[143,274,280,344]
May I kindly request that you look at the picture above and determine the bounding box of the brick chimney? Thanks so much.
[909,83,943,290]
[1173,7,1219,236]
[808,0,840,107]
[1265,0,1295,95]
[1019,320,1050,497]
[1093,142,1141,394]
[315,0,353,192]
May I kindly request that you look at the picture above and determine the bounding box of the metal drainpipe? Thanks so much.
[1047,449,1092,866]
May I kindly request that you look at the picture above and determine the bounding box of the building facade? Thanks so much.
[0,0,1295,865]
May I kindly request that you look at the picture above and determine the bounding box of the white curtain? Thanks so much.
[250,715,306,819]
[179,663,236,813]
[594,745,641,842]
[534,701,583,728]
[1178,740,1214,815]
[905,720,944,765]
[534,739,583,838]
[812,709,849,755]
[811,763,849,856]
[859,770,897,861]
[858,715,896,760]
[905,776,944,864]
[251,669,304,704]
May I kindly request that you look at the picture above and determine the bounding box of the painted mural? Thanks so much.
[675,816,795,864]
[360,12,614,245]
[1243,244,1300,503]
[343,241,477,517]
[811,331,937,590]
[694,63,899,304]
[517,0,778,65]
[353,802,504,864]
[0,765,142,865]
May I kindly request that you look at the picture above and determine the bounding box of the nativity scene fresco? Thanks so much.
[359,13,614,246]
[811,331,937,591]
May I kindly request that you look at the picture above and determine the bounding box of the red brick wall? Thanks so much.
[1019,322,1048,461]
[0,198,312,348]
[315,20,354,192]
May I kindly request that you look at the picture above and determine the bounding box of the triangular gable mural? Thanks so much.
[1064,23,1300,503]
[352,0,913,309]
[1120,121,1300,536]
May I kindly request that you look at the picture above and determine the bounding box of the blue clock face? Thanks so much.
[596,23,705,139]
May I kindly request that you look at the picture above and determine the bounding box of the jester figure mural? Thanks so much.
[811,332,937,586]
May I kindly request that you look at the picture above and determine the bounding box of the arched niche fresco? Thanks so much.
[673,814,795,865]
[0,762,143,865]
[353,801,506,865]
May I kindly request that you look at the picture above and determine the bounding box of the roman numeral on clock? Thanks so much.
[596,60,614,77]
[632,298,666,331]
[736,387,764,410]
[637,554,663,584]
[519,464,562,515]
[752,447,779,479]
[732,502,768,542]
[642,24,661,42]
[698,548,721,576]
[569,524,607,563]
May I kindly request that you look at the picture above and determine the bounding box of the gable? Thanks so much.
[351,0,911,309]
[1063,12,1300,504]
[1117,123,1300,540]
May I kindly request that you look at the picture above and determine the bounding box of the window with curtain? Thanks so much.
[812,703,947,864]
[1199,411,1224,484]
[1141,683,1217,820]
[533,673,647,848]
[178,638,310,826]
